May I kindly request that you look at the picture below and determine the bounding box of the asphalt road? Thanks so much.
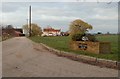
[0,40,2,78]
[2,37,118,77]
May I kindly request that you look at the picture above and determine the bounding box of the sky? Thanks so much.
[1,2,119,33]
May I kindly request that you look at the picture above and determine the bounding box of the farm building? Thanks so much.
[42,27,61,36]
[2,28,24,37]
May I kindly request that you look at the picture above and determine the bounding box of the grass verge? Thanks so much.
[29,35,119,61]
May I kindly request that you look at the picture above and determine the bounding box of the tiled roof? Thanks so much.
[43,27,60,32]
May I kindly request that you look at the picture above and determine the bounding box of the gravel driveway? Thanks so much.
[2,37,118,77]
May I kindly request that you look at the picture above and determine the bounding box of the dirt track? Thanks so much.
[2,37,118,77]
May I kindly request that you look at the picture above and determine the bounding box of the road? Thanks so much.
[0,38,2,78]
[2,37,118,77]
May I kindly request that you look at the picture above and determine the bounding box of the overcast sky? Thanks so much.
[1,2,118,33]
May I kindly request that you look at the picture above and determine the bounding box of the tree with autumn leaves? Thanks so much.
[23,23,42,36]
[69,19,93,36]
[69,19,96,41]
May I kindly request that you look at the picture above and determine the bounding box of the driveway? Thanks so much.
[2,37,118,77]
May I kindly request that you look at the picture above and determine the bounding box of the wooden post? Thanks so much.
[29,5,31,37]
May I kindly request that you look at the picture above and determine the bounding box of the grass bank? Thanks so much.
[2,35,13,41]
[29,35,119,61]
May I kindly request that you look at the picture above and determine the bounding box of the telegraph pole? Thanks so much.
[29,5,32,37]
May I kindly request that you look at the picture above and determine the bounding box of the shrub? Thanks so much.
[85,34,97,42]
[71,33,97,42]
[71,33,84,41]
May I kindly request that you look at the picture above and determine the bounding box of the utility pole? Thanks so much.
[29,5,32,37]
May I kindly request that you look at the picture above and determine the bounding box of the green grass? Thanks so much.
[29,35,119,61]
[2,35,13,41]
[0,36,2,42]
[96,35,118,55]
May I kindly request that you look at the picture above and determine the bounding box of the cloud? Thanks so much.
[92,14,118,20]
[1,2,118,33]
[37,15,78,21]
[88,6,118,20]
[2,2,22,13]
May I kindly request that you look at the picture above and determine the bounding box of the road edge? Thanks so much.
[33,42,120,70]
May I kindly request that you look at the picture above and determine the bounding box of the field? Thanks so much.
[29,35,119,61]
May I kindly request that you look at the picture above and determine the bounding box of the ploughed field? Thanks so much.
[29,35,119,61]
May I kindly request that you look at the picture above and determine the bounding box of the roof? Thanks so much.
[14,31,22,34]
[43,27,60,32]
[14,28,23,33]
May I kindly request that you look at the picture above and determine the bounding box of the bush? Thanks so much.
[71,33,84,41]
[85,34,97,42]
[71,33,97,42]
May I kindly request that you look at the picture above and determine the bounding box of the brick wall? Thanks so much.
[70,41,111,54]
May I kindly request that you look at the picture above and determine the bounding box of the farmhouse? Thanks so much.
[42,27,61,36]
[14,28,24,36]
[2,28,24,37]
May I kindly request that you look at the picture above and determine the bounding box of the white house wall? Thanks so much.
[43,31,61,36]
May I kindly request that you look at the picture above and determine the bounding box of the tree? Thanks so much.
[107,32,110,35]
[23,23,42,36]
[6,25,14,29]
[5,25,15,35]
[97,32,102,35]
[69,19,93,36]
